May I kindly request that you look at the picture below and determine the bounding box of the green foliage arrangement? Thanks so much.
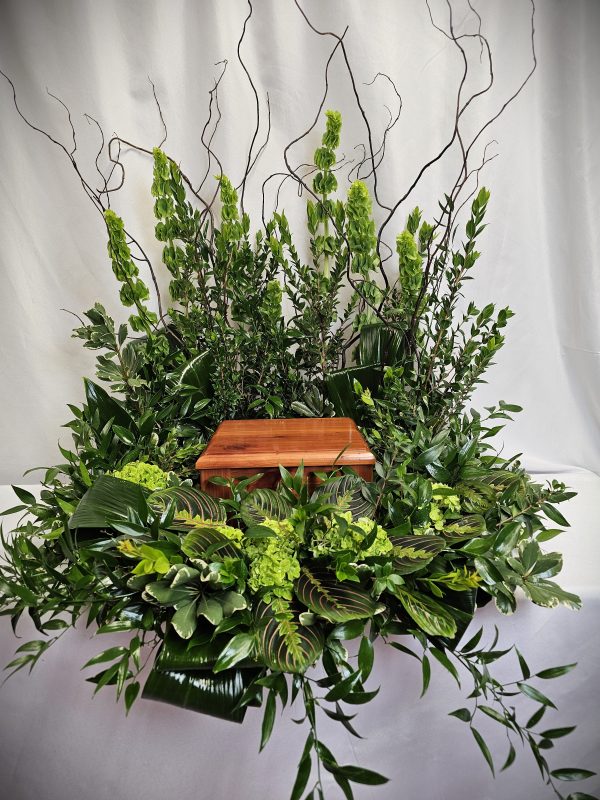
[0,4,596,798]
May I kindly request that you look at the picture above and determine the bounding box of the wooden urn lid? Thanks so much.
[195,418,375,470]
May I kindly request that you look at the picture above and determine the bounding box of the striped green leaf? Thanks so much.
[150,486,226,523]
[181,528,241,561]
[239,489,292,526]
[442,514,486,542]
[295,564,385,623]
[255,601,323,673]
[313,474,375,520]
[390,534,446,575]
[396,588,457,638]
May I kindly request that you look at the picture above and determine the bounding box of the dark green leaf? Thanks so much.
[540,726,576,739]
[69,475,147,529]
[551,769,596,782]
[542,503,570,528]
[396,589,457,638]
[501,743,516,771]
[421,655,431,697]
[255,601,323,674]
[430,647,460,686]
[536,663,577,680]
[358,636,374,681]
[213,633,255,673]
[10,486,36,505]
[449,708,472,722]
[334,766,389,785]
[471,727,495,776]
[518,683,557,708]
[260,689,276,751]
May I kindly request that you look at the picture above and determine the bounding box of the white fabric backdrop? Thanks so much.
[0,0,599,481]
[0,2,599,799]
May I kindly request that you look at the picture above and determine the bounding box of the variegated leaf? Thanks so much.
[312,474,375,520]
[390,534,446,575]
[150,486,226,524]
[255,601,323,673]
[295,564,384,623]
[181,528,241,561]
[441,514,486,542]
[395,588,457,638]
[239,489,292,526]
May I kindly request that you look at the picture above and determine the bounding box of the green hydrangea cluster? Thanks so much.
[416,483,461,533]
[110,461,170,490]
[245,518,301,601]
[311,512,393,560]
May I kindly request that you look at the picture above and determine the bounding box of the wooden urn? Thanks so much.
[195,418,375,499]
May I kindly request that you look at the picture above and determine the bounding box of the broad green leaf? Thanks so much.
[449,708,472,722]
[442,514,486,542]
[69,475,147,529]
[313,474,375,520]
[325,365,383,419]
[197,596,224,626]
[295,565,385,623]
[329,620,365,641]
[142,665,259,723]
[213,632,255,673]
[171,600,198,640]
[173,351,213,397]
[413,442,445,467]
[522,579,581,610]
[10,486,36,505]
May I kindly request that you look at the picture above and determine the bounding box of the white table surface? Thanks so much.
[0,472,599,800]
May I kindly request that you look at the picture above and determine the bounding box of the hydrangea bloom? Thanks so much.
[311,511,393,559]
[245,518,301,601]
[110,460,170,490]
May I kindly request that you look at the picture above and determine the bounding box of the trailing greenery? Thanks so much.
[0,109,595,800]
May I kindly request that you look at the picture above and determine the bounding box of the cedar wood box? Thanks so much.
[195,418,375,499]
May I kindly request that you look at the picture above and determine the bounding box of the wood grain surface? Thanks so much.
[196,418,375,497]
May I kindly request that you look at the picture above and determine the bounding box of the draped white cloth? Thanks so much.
[0,0,599,481]
[0,1,599,799]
